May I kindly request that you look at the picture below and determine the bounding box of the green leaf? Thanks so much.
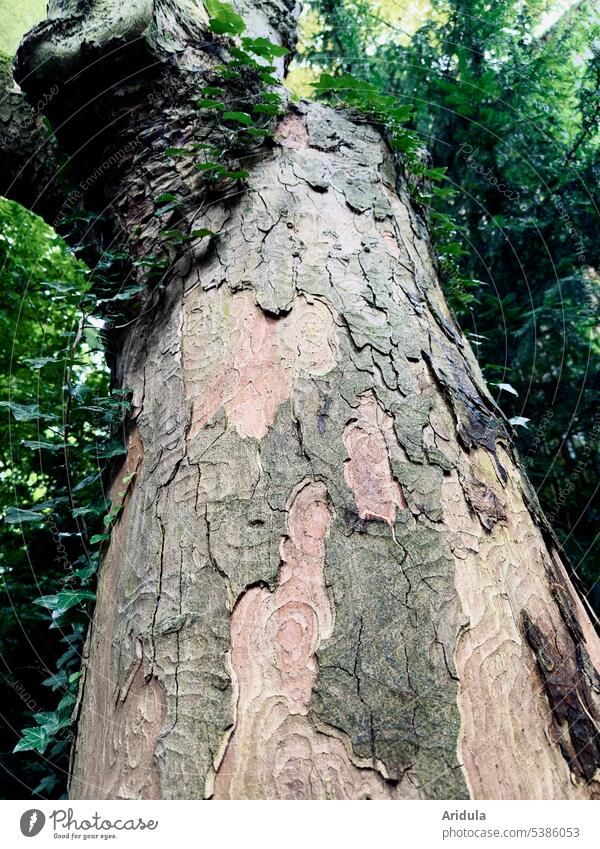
[259,92,282,104]
[32,711,72,735]
[229,47,258,67]
[69,563,97,582]
[0,401,56,422]
[222,170,250,180]
[33,775,59,796]
[259,72,279,86]
[200,86,225,97]
[34,589,95,616]
[90,533,111,544]
[205,0,246,36]
[22,440,68,452]
[41,670,69,691]
[159,229,188,243]
[222,111,254,126]
[244,127,271,138]
[155,193,180,205]
[22,356,57,369]
[3,506,45,524]
[196,162,226,174]
[13,726,50,755]
[252,103,282,116]
[196,98,226,110]
[190,229,216,239]
[492,382,519,397]
[241,36,289,59]
[164,147,191,157]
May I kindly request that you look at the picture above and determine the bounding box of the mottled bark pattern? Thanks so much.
[67,102,600,799]
[12,0,600,801]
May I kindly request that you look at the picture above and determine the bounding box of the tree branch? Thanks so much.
[0,54,64,223]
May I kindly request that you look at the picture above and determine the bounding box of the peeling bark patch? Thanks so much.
[213,482,395,798]
[276,111,309,150]
[110,661,167,799]
[462,477,506,531]
[343,394,406,525]
[184,289,337,440]
[446,446,600,799]
[522,610,600,785]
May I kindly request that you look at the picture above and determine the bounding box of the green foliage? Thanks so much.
[0,0,45,57]
[0,197,115,796]
[302,0,600,597]
[150,2,288,252]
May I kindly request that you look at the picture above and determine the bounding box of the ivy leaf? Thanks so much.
[197,98,226,110]
[190,229,215,239]
[259,92,282,104]
[22,440,68,452]
[0,401,56,422]
[222,111,254,126]
[388,105,413,123]
[206,0,246,35]
[196,162,226,174]
[88,439,126,459]
[3,506,46,524]
[312,72,362,97]
[160,229,189,245]
[259,72,279,86]
[33,774,60,796]
[199,86,224,97]
[22,356,57,369]
[252,103,282,116]
[13,726,50,755]
[221,170,250,180]
[509,416,530,428]
[104,285,144,302]
[90,532,111,544]
[69,563,97,582]
[493,382,519,397]
[34,589,95,616]
[229,47,258,67]
[56,692,77,713]
[241,36,289,59]
[32,711,72,735]
[41,670,69,691]
[164,147,191,157]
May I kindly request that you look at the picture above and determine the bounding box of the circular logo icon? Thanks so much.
[20,810,46,837]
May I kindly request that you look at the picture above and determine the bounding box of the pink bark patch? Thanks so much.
[195,297,290,440]
[185,290,337,440]
[343,394,406,525]
[276,112,309,150]
[213,482,396,799]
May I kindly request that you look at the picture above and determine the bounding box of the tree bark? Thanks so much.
[0,55,63,222]
[13,0,600,800]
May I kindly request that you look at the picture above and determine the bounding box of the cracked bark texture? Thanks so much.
[13,0,600,800]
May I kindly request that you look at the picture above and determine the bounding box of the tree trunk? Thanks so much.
[13,1,600,800]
